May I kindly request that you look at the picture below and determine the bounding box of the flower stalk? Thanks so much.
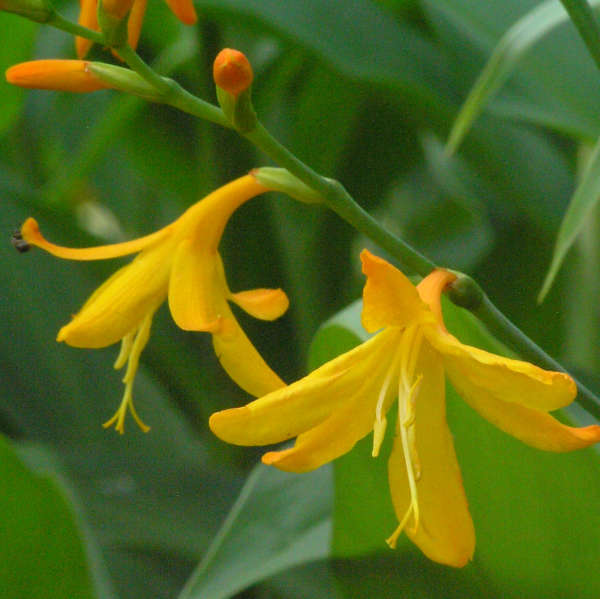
[7,28,599,418]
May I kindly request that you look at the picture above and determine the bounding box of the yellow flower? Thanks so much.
[76,0,197,58]
[19,174,288,433]
[210,249,600,567]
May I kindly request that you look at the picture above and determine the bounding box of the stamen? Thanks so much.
[103,311,154,434]
[390,325,424,542]
[372,417,387,458]
[402,375,422,428]
[114,331,134,369]
[372,338,403,458]
[386,505,415,549]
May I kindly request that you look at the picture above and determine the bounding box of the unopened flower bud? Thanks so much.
[5,60,109,93]
[213,48,257,133]
[0,0,54,22]
[213,48,253,97]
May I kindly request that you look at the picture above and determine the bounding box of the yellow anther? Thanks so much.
[104,311,154,433]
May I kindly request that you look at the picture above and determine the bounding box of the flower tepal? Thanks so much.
[210,249,600,567]
[17,174,289,433]
[76,0,197,58]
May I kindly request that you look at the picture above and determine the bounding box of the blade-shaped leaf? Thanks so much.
[539,134,600,300]
[179,462,332,599]
[0,436,110,599]
[446,0,600,154]
[0,15,37,135]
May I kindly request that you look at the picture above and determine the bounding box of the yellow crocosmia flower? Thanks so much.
[210,249,600,568]
[76,0,196,58]
[19,174,288,434]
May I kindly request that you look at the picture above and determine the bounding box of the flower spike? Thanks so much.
[213,49,257,133]
[210,249,600,567]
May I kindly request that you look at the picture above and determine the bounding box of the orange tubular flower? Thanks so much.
[210,249,600,567]
[76,0,196,58]
[5,59,109,92]
[17,175,288,433]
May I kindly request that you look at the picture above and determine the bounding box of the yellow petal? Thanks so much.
[210,331,394,446]
[57,245,171,348]
[388,344,475,567]
[450,376,600,451]
[212,304,286,397]
[259,334,398,472]
[360,249,429,333]
[229,288,289,321]
[175,174,268,252]
[21,217,172,260]
[425,327,576,412]
[167,241,223,332]
[416,268,456,330]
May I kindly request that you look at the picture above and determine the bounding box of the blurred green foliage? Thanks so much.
[1,0,600,597]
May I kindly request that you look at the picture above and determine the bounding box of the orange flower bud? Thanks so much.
[101,0,135,20]
[5,60,109,93]
[213,48,253,97]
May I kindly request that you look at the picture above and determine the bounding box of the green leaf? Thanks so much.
[0,15,37,135]
[539,135,600,300]
[558,0,600,72]
[445,0,585,154]
[308,300,366,371]
[179,462,332,599]
[429,0,600,143]
[0,436,106,599]
[196,0,451,105]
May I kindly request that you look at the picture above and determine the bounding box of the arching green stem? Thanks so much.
[44,40,600,418]
[48,12,105,43]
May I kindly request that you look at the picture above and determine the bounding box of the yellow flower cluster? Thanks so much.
[5,7,600,566]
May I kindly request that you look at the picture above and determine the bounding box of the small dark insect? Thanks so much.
[11,229,30,253]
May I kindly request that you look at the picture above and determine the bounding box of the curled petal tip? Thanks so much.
[230,288,289,321]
